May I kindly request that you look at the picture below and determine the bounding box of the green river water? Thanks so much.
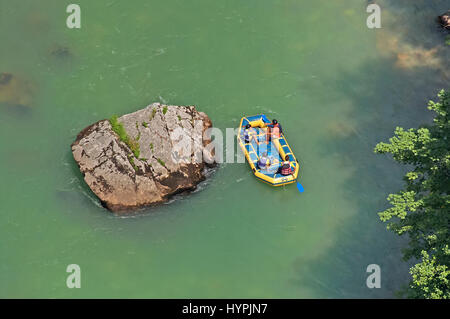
[0,0,449,298]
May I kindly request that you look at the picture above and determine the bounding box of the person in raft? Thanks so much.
[280,155,292,175]
[243,124,252,143]
[266,119,282,143]
[258,152,270,170]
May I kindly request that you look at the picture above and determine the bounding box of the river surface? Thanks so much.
[0,0,449,298]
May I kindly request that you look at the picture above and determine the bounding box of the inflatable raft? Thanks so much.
[238,115,299,186]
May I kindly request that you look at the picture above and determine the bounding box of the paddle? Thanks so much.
[297,182,304,193]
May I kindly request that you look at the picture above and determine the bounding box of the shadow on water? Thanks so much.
[290,3,449,297]
[0,103,33,118]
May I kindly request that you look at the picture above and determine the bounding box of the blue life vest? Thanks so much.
[258,156,268,168]
[244,129,250,140]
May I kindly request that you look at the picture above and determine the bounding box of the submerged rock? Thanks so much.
[71,103,215,213]
[0,73,13,85]
[0,72,36,108]
[49,45,72,59]
[375,30,443,71]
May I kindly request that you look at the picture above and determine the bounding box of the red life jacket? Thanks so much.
[281,162,292,175]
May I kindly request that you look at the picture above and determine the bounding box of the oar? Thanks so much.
[297,182,304,193]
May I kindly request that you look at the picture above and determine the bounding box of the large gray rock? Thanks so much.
[71,103,215,212]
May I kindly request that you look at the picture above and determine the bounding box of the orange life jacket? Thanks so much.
[272,126,280,138]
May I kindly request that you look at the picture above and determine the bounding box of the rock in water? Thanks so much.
[71,103,215,212]
[0,72,36,108]
[49,45,72,59]
[438,12,450,30]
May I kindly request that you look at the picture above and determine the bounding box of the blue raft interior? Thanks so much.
[238,115,299,186]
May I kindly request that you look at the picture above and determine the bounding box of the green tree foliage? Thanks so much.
[408,248,450,299]
[374,90,450,299]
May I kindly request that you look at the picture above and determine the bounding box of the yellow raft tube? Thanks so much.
[237,115,299,186]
